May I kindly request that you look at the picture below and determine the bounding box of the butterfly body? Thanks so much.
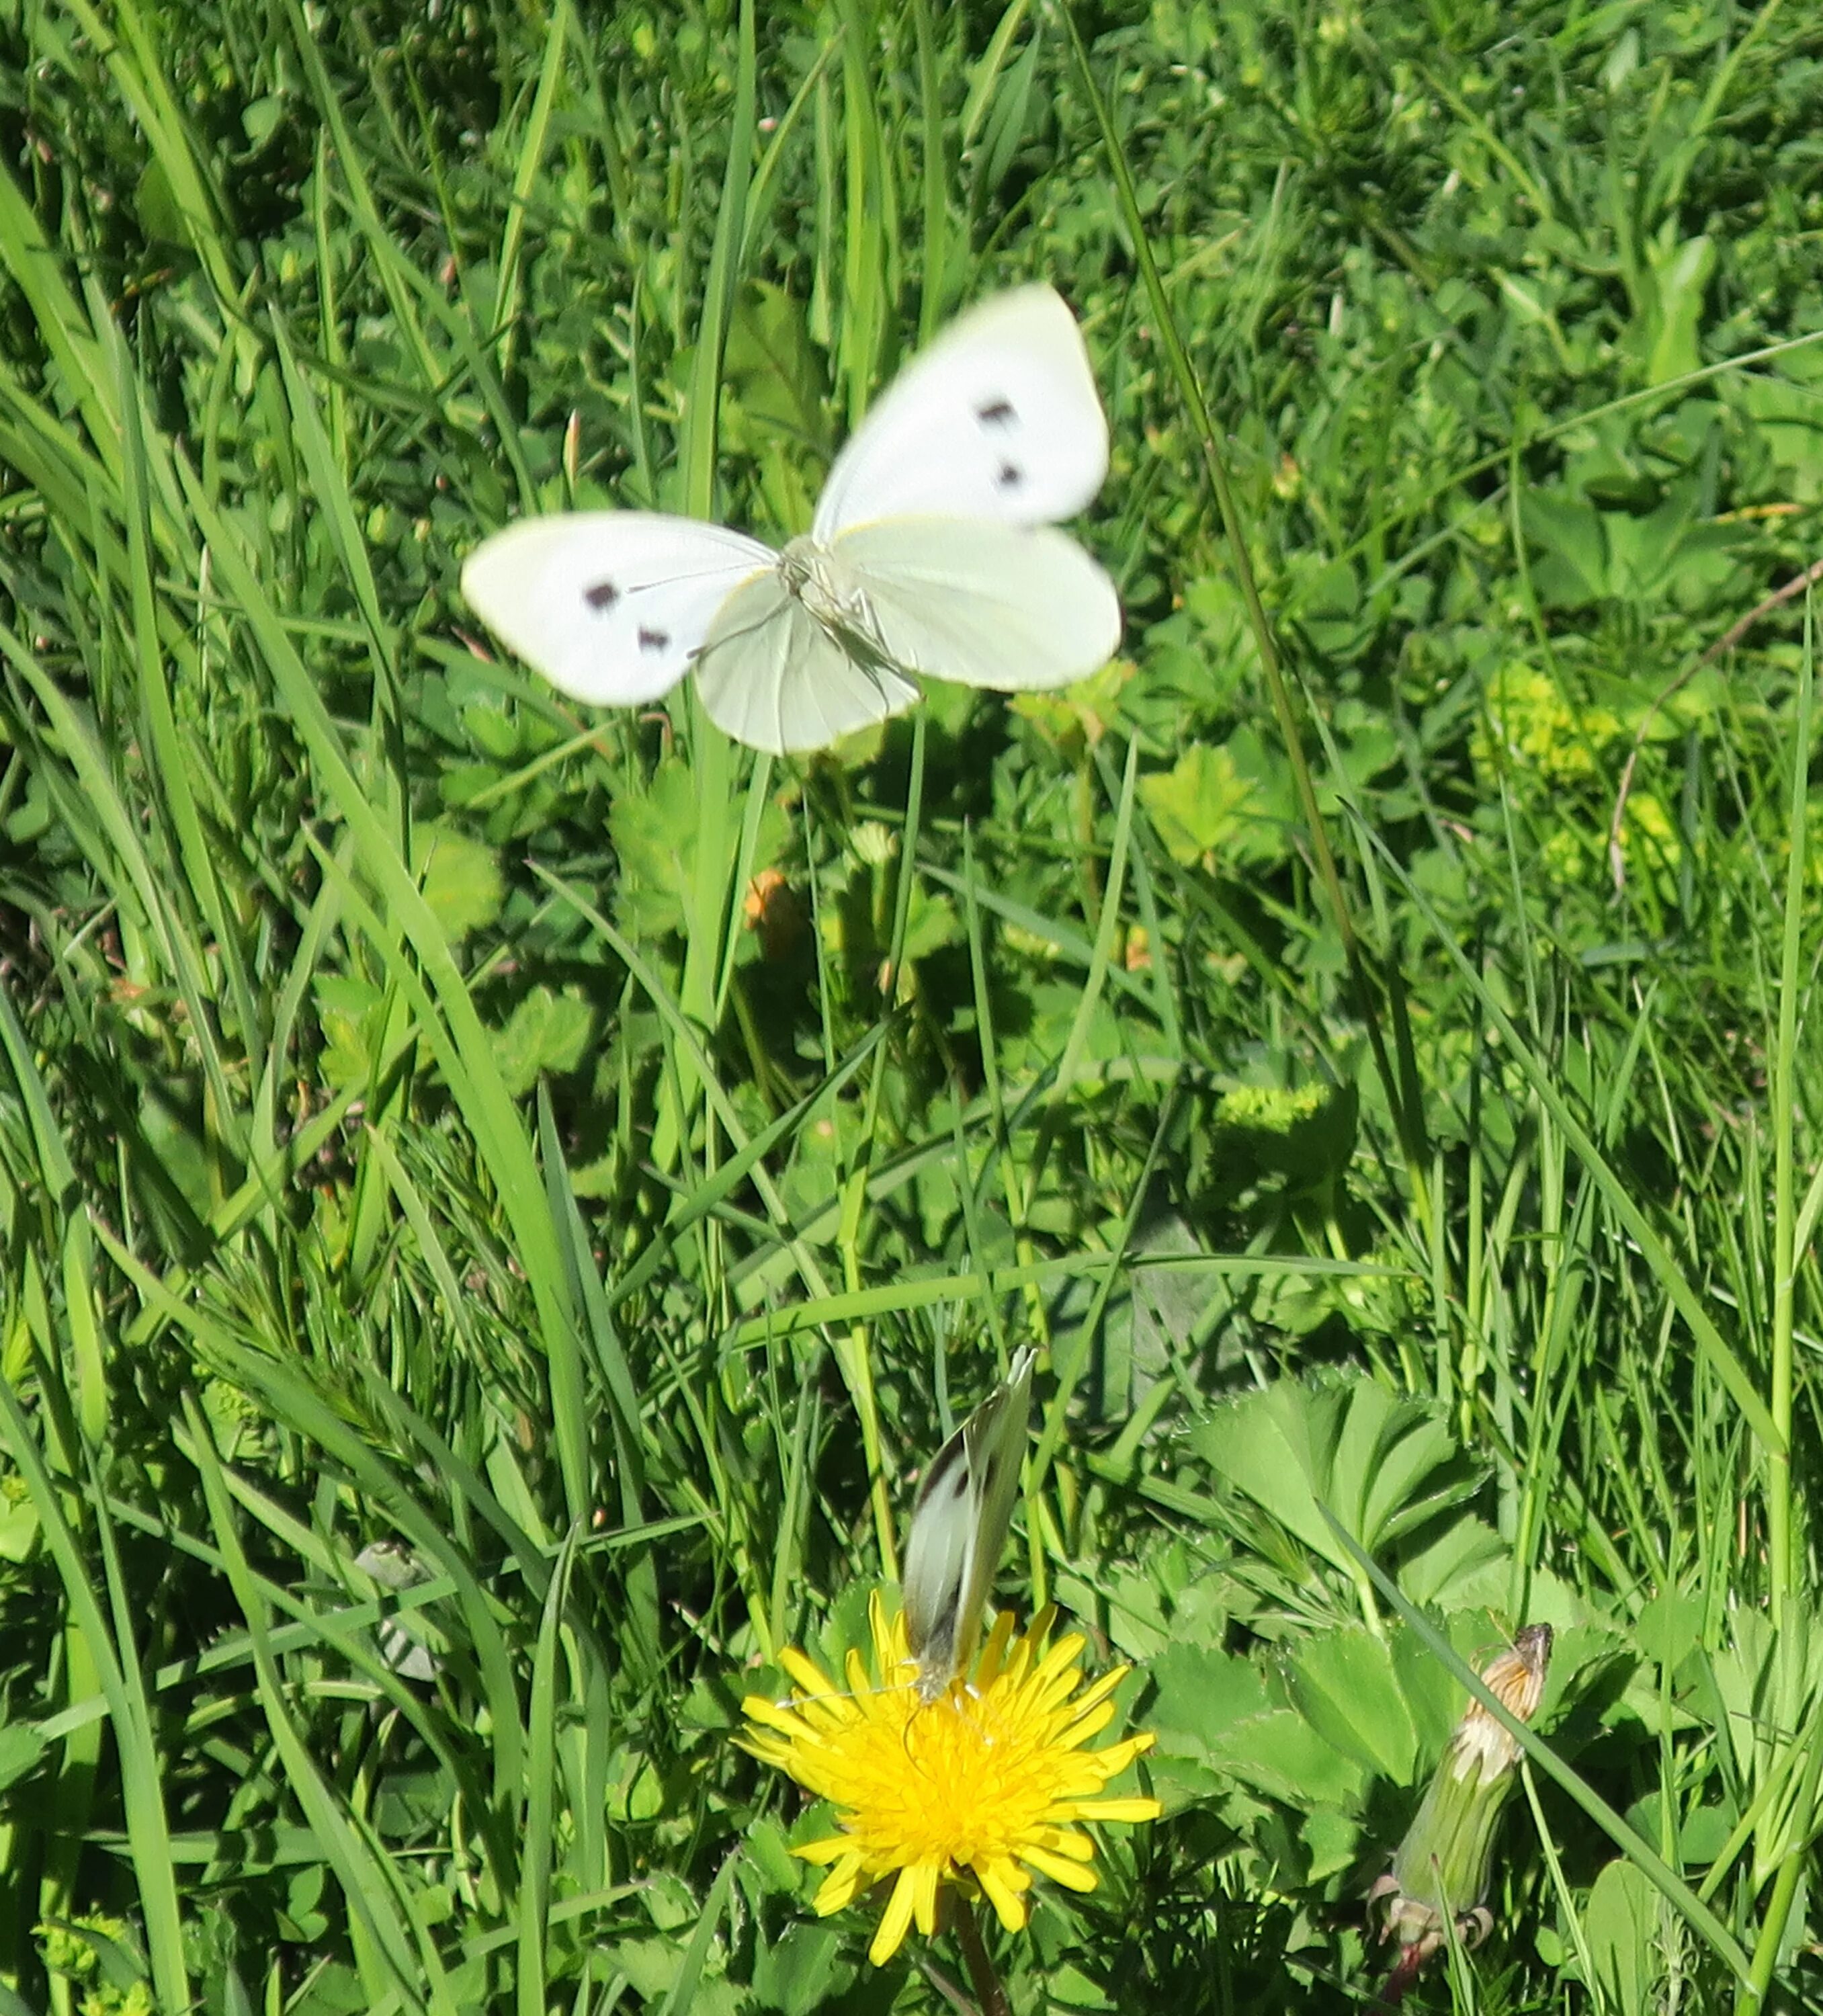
[773,536,884,651]
[462,288,1120,754]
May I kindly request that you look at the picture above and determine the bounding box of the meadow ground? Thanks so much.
[0,1,1821,2011]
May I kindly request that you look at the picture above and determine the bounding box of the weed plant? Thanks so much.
[0,0,1821,2011]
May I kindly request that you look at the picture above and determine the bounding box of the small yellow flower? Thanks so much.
[740,1592,1160,1965]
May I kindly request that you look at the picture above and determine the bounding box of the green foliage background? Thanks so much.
[1,0,1822,2010]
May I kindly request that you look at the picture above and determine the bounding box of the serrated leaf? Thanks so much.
[1139,741,1265,867]
[722,280,831,456]
[493,986,592,1097]
[1286,1627,1420,1783]
[1149,1641,1272,1758]
[609,760,699,939]
[414,825,503,941]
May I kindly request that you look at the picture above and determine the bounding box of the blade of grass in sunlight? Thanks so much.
[178,458,593,1517]
[668,0,757,1178]
[516,1529,575,2016]
[1059,6,1435,1250]
[0,1376,190,2011]
[1353,811,1781,1454]
[185,1396,455,2016]
[1765,616,1812,1622]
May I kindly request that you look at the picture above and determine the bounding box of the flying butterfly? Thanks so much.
[901,1347,1036,1704]
[460,289,1120,755]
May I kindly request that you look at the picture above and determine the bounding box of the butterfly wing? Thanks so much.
[691,567,919,755]
[461,513,775,706]
[836,518,1121,691]
[949,1345,1035,1677]
[902,1347,1035,1702]
[812,287,1109,539]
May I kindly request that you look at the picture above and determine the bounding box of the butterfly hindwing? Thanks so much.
[812,288,1109,539]
[834,518,1121,691]
[900,1429,974,1689]
[691,569,920,754]
[902,1347,1035,1702]
[460,513,775,706]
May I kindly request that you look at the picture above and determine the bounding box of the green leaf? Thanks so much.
[1152,1644,1366,1807]
[0,1489,40,1564]
[1734,347,1823,500]
[315,972,386,1090]
[1140,741,1268,867]
[1636,1591,1703,1669]
[1522,489,1609,607]
[1149,1641,1273,1759]
[494,986,593,1097]
[1641,231,1715,387]
[900,884,958,963]
[414,825,504,942]
[0,1723,45,1793]
[1397,1513,1508,1610]
[1191,1374,1486,1588]
[1286,1626,1420,1783]
[751,1923,849,2015]
[133,159,189,249]
[609,759,703,941]
[1586,1857,1658,2016]
[722,280,831,456]
[1212,1080,1358,1188]
[1222,1704,1369,1808]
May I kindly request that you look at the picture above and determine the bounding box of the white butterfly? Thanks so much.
[901,1345,1036,1702]
[460,288,1121,755]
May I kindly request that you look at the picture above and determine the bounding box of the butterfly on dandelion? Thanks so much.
[900,1345,1036,1704]
[738,1350,1158,1970]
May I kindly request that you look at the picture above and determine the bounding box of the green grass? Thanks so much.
[1,0,1823,2009]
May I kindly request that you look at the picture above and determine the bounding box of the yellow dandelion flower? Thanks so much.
[740,1591,1160,1966]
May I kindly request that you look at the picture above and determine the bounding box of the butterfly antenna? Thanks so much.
[767,1675,863,1714]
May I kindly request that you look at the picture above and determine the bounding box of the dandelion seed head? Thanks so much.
[1451,1623,1552,1782]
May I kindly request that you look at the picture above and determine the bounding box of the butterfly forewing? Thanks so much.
[812,289,1109,540]
[951,1347,1035,1675]
[460,513,775,706]
[902,1347,1035,1702]
[901,1427,975,1689]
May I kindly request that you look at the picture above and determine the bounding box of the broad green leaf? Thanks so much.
[415,825,505,943]
[1287,1626,1421,1783]
[1140,741,1266,867]
[1586,1857,1660,2016]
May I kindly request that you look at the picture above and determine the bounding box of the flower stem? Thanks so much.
[953,1894,1011,2016]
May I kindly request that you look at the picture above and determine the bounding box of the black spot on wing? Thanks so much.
[976,396,1017,427]
[995,462,1023,491]
[638,626,671,653]
[584,580,620,612]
